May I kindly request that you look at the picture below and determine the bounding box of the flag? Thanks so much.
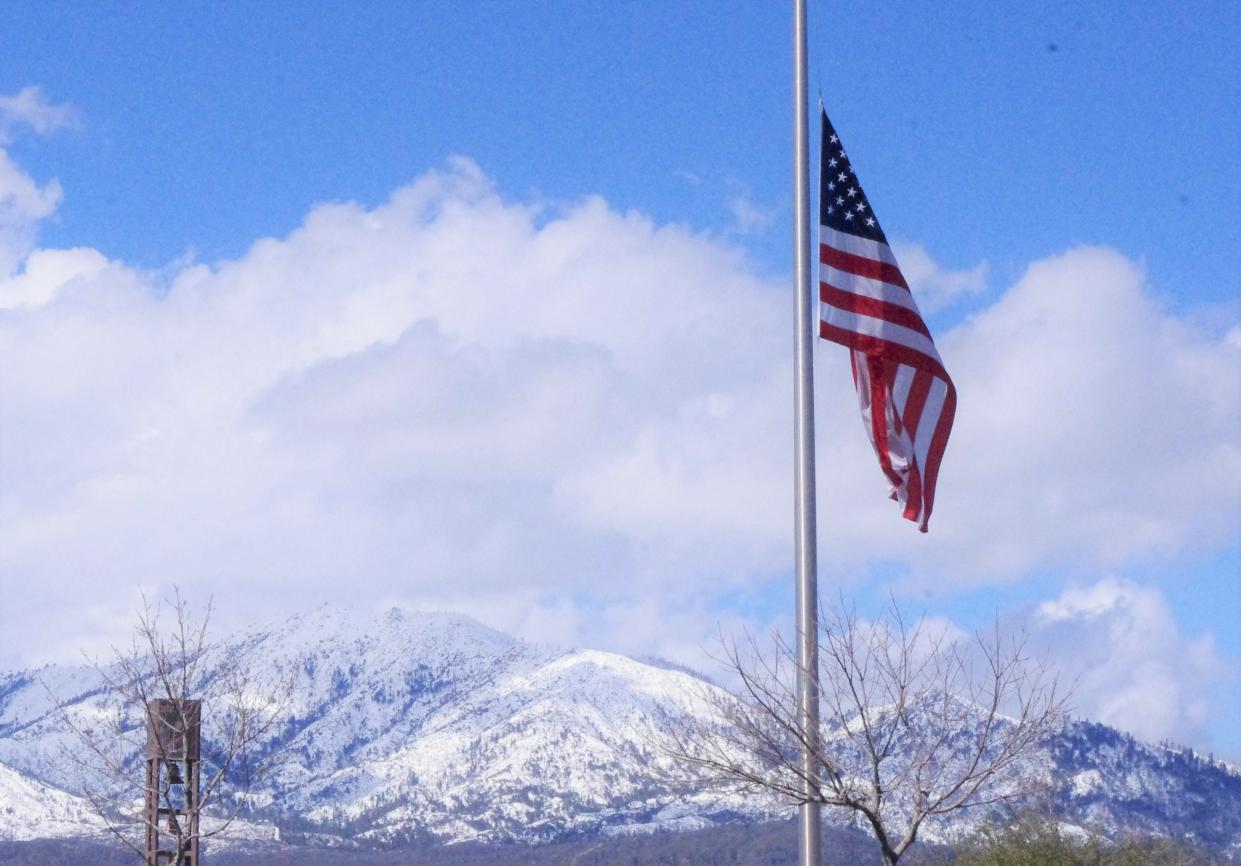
[817,106,956,532]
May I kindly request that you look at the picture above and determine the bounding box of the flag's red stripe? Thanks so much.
[819,321,950,382]
[820,243,909,289]
[867,357,904,490]
[901,369,933,443]
[903,462,924,525]
[917,383,957,532]
[821,282,932,339]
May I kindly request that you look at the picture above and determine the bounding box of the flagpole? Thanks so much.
[792,1,822,864]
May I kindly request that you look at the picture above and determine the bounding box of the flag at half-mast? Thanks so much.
[817,106,956,532]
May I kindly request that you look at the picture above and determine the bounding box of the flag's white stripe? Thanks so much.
[821,226,899,266]
[892,364,915,416]
[820,265,920,312]
[912,376,949,483]
[886,398,915,473]
[820,304,945,365]
[853,348,870,393]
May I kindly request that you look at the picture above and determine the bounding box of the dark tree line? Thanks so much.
[4,813,1229,866]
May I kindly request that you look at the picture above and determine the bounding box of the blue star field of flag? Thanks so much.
[819,109,889,245]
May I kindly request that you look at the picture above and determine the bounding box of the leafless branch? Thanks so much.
[672,597,1071,866]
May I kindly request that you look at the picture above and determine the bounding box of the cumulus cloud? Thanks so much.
[1034,577,1227,747]
[0,148,1237,682]
[817,245,1241,585]
[0,157,790,667]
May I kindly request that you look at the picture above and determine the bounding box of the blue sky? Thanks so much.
[8,1,1238,293]
[1,3,1238,757]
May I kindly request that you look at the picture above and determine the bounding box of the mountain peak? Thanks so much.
[1,608,1238,853]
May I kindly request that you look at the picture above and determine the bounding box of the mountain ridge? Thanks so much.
[0,606,1238,855]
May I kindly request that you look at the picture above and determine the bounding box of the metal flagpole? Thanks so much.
[792,1,822,865]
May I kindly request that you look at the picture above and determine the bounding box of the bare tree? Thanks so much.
[675,599,1069,866]
[50,590,294,865]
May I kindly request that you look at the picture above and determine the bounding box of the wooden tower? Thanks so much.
[144,699,202,866]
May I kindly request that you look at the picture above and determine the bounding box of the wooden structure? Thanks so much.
[144,699,202,865]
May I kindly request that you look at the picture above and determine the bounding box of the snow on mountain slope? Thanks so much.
[237,610,752,841]
[0,607,1238,852]
[302,647,745,843]
[0,607,757,844]
[0,759,102,841]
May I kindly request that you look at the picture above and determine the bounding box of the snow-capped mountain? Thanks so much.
[0,607,752,845]
[0,607,1238,854]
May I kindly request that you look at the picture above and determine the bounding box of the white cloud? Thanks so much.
[0,87,73,279]
[1034,577,1228,747]
[0,152,1237,685]
[0,157,790,667]
[889,239,988,312]
[727,193,775,235]
[816,246,1241,585]
[0,86,76,140]
[0,247,109,309]
[0,149,64,277]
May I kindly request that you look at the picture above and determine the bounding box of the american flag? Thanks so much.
[817,106,956,532]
